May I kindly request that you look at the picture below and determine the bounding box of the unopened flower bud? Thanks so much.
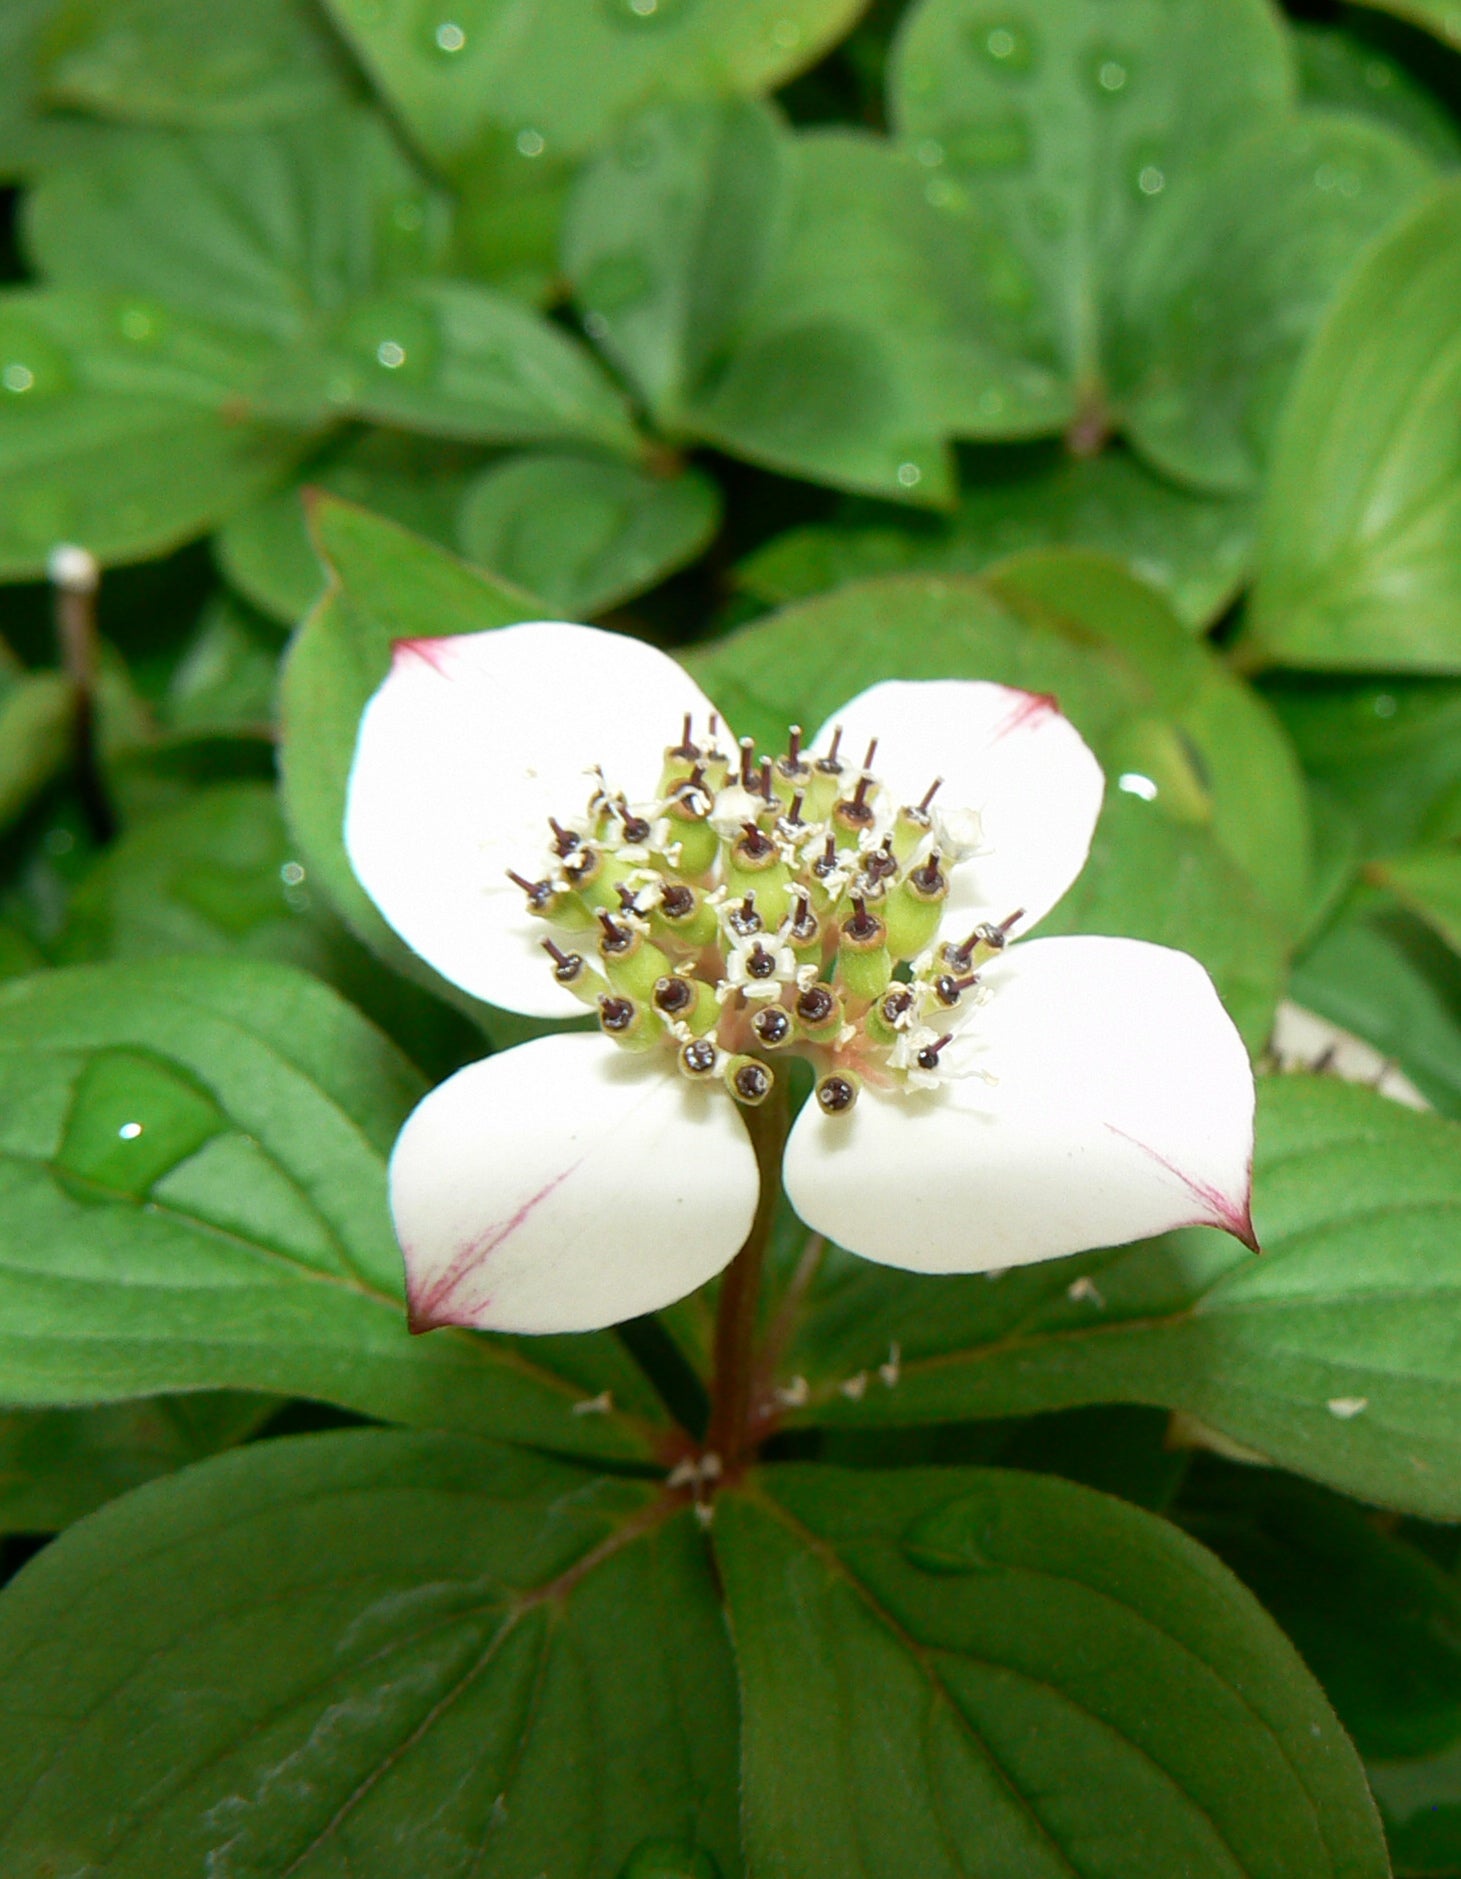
[835,897,892,1004]
[794,981,845,1043]
[596,916,674,1003]
[652,973,718,1034]
[597,994,660,1050]
[883,850,949,959]
[650,881,719,950]
[815,1070,860,1115]
[724,1054,774,1106]
[750,1004,793,1050]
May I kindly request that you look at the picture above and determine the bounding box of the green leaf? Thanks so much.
[717,1463,1386,1879]
[458,451,720,614]
[0,1393,277,1534]
[0,1432,740,1875]
[888,0,1294,422]
[1295,20,1461,170]
[0,287,310,579]
[1292,893,1461,1116]
[0,0,77,181]
[1369,847,1461,955]
[563,97,791,428]
[0,956,664,1457]
[1245,181,1461,673]
[38,0,353,130]
[0,665,73,834]
[1369,1742,1461,1877]
[322,0,869,173]
[689,575,1286,1043]
[1265,673,1461,857]
[1181,1470,1461,1761]
[737,442,1255,632]
[24,109,451,346]
[777,1074,1461,1516]
[52,781,483,1080]
[1114,112,1434,494]
[218,432,489,626]
[159,594,282,735]
[984,548,1312,931]
[278,498,540,1023]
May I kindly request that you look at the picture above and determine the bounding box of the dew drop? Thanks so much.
[1089,48,1132,97]
[515,127,546,158]
[1137,164,1165,196]
[604,0,692,26]
[55,1049,226,1201]
[897,461,923,488]
[433,19,467,52]
[1117,771,1159,802]
[914,137,945,167]
[0,316,72,400]
[971,18,1037,73]
[114,299,168,346]
[340,295,441,382]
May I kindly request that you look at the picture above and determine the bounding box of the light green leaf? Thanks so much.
[0,956,665,1456]
[1181,1470,1461,1761]
[984,548,1312,930]
[1292,892,1461,1116]
[278,498,539,1024]
[718,1463,1386,1879]
[0,1393,277,1534]
[0,0,78,181]
[38,0,353,130]
[889,0,1294,415]
[776,1074,1461,1516]
[1245,181,1461,672]
[0,1432,739,1875]
[0,287,310,579]
[1295,20,1461,169]
[689,575,1286,1043]
[218,431,489,625]
[737,442,1255,632]
[1115,112,1434,494]
[323,0,869,173]
[458,451,720,614]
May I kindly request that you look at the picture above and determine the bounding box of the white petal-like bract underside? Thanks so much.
[392,1032,760,1334]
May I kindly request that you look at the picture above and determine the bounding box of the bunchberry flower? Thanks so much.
[345,623,1255,1335]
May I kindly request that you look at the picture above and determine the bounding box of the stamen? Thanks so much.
[934,972,977,1007]
[780,725,807,777]
[760,757,774,802]
[910,849,945,894]
[816,1073,857,1114]
[729,893,762,937]
[732,1060,773,1105]
[788,892,817,943]
[862,736,879,769]
[541,939,584,984]
[680,1037,718,1076]
[752,1006,791,1047]
[880,987,913,1024]
[813,834,839,880]
[599,995,636,1034]
[660,883,695,920]
[618,798,651,844]
[919,777,943,813]
[835,772,876,831]
[916,1032,954,1072]
[784,791,805,827]
[739,737,757,790]
[796,984,836,1025]
[845,895,881,942]
[653,975,694,1015]
[670,712,699,760]
[507,869,554,911]
[745,942,777,980]
[863,836,897,884]
[597,910,632,954]
[548,818,579,857]
[816,725,844,775]
[737,822,775,861]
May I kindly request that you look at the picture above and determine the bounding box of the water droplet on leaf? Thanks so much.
[0,316,72,399]
[55,1049,225,1201]
[340,296,441,383]
[970,17,1037,73]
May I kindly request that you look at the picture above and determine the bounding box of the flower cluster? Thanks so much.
[345,622,1256,1336]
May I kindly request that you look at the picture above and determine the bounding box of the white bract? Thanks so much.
[346,622,1256,1335]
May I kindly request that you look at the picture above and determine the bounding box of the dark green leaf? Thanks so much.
[0,665,73,833]
[38,0,353,130]
[718,1463,1386,1878]
[1245,181,1461,672]
[322,0,868,173]
[0,956,664,1456]
[737,443,1255,632]
[0,1392,277,1534]
[777,1074,1461,1516]
[689,575,1286,1042]
[159,594,281,735]
[458,451,720,614]
[0,1432,739,1875]
[1181,1470,1461,1761]
[1346,0,1461,52]
[1295,20,1461,169]
[1115,112,1433,494]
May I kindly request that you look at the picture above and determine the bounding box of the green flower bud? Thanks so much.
[597,993,661,1051]
[663,778,719,877]
[835,898,891,1005]
[865,983,914,1046]
[724,824,792,927]
[540,940,609,1008]
[882,851,948,961]
[750,1003,794,1050]
[596,915,675,1003]
[652,973,719,1034]
[793,981,845,1044]
[564,843,636,914]
[815,1069,860,1115]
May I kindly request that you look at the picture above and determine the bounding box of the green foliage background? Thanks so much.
[1,0,1461,1872]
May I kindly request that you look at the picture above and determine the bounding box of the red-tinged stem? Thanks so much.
[706,1082,789,1470]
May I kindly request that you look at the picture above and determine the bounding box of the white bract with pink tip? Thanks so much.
[345,622,1256,1336]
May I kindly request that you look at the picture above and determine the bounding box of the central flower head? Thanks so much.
[344,621,1256,1337]
[514,708,1027,1117]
